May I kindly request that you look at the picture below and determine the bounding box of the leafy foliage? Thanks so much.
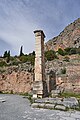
[69,48,77,55]
[19,46,24,56]
[61,67,66,74]
[0,61,7,67]
[58,47,80,56]
[64,47,72,54]
[7,51,10,63]
[19,51,35,65]
[3,51,8,58]
[58,48,64,56]
[45,50,58,61]
[3,50,10,57]
[63,56,70,62]
[3,50,11,63]
[10,57,20,66]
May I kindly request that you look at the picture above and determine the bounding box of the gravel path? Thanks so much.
[0,94,80,120]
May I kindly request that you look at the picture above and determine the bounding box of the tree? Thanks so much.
[3,51,8,58]
[20,46,24,56]
[7,50,10,63]
[32,51,35,55]
[3,50,11,63]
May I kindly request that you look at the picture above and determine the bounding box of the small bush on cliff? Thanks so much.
[45,50,58,61]
[19,55,28,63]
[58,48,65,56]
[61,67,66,74]
[64,47,72,55]
[75,47,80,54]
[69,48,77,55]
[0,61,7,67]
[58,47,80,56]
[63,56,70,62]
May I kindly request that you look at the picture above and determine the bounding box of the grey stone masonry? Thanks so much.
[32,97,79,110]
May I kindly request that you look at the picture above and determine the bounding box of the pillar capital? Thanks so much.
[34,30,45,38]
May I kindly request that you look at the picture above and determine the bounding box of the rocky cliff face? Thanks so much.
[44,18,80,93]
[0,63,34,94]
[0,57,80,94]
[45,18,80,51]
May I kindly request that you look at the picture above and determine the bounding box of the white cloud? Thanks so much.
[0,0,39,55]
[0,0,80,55]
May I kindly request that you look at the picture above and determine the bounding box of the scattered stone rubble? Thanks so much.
[0,97,6,103]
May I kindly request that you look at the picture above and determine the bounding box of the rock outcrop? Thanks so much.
[0,63,33,94]
[45,18,80,51]
[45,54,80,93]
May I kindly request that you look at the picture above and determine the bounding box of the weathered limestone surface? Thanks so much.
[0,64,33,93]
[33,30,47,98]
[45,18,80,51]
[45,55,80,93]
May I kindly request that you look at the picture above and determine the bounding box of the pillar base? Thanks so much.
[33,81,44,98]
[33,94,43,99]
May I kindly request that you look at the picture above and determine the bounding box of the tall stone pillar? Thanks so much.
[33,30,46,98]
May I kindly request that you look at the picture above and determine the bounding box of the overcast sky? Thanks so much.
[0,0,80,56]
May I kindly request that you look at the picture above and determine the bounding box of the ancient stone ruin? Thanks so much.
[33,30,47,98]
[33,30,56,98]
[0,29,80,96]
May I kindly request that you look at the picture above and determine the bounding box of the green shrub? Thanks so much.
[12,61,20,66]
[63,56,70,62]
[61,67,66,74]
[64,47,72,55]
[0,61,7,67]
[19,54,35,65]
[58,48,64,56]
[76,47,80,54]
[3,50,11,63]
[45,50,58,61]
[59,47,80,55]
[69,48,76,55]
[19,55,28,63]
